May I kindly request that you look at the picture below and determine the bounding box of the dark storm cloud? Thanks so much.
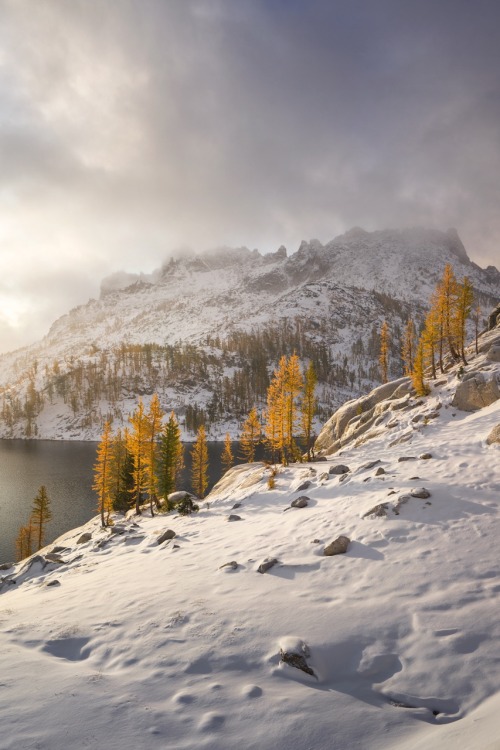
[1,0,500,350]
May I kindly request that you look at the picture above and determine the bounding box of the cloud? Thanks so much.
[1,0,500,350]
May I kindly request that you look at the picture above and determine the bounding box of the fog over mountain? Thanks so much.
[1,1,500,351]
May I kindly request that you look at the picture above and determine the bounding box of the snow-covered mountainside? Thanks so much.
[0,227,499,440]
[1,323,499,750]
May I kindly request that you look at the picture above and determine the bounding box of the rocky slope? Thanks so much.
[1,319,499,750]
[0,227,498,440]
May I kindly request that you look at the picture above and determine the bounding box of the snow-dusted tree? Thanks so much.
[379,321,390,384]
[191,425,209,498]
[438,263,460,362]
[109,428,134,513]
[93,421,113,527]
[159,411,184,508]
[30,485,53,549]
[221,432,234,474]
[239,407,261,463]
[301,361,317,461]
[285,353,304,461]
[453,276,474,364]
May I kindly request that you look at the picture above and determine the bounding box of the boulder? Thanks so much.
[486,424,500,445]
[411,488,431,499]
[76,532,92,545]
[419,453,433,459]
[0,562,13,571]
[44,553,64,563]
[324,535,350,556]
[375,467,386,476]
[296,480,311,491]
[329,464,350,475]
[487,344,500,362]
[227,514,242,521]
[314,377,413,455]
[451,373,500,411]
[398,456,417,462]
[280,647,315,677]
[157,529,176,544]
[257,557,278,574]
[362,503,388,518]
[291,496,309,508]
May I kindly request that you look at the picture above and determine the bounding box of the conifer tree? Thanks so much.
[473,304,482,355]
[438,263,460,361]
[301,361,317,461]
[285,353,304,461]
[411,340,430,396]
[128,398,149,514]
[30,485,53,549]
[109,428,134,513]
[379,321,390,383]
[239,407,261,463]
[221,432,234,474]
[191,424,209,498]
[401,319,416,376]
[93,421,113,527]
[144,394,164,515]
[422,300,439,379]
[263,378,282,465]
[159,411,184,507]
[15,522,33,561]
[453,276,474,364]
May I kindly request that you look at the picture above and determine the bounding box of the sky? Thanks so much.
[1,0,500,353]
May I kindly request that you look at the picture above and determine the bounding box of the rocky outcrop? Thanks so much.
[314,378,413,455]
[486,424,500,444]
[451,372,500,411]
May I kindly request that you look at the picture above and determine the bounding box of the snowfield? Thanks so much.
[0,329,499,749]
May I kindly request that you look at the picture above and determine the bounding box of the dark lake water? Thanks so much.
[0,440,235,565]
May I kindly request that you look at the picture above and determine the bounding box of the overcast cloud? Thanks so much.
[1,0,499,352]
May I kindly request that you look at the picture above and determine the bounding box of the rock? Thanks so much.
[279,647,315,677]
[314,377,412,455]
[157,529,176,544]
[393,495,411,514]
[411,488,431,499]
[359,460,380,471]
[44,553,64,563]
[419,452,433,459]
[45,579,61,587]
[168,490,192,504]
[291,496,309,508]
[451,373,500,411]
[411,414,423,423]
[0,562,13,571]
[375,467,385,476]
[109,525,126,535]
[257,557,278,574]
[318,472,329,482]
[227,514,242,521]
[51,546,70,554]
[219,561,238,570]
[362,503,389,518]
[232,502,242,509]
[311,539,321,544]
[329,464,350,475]
[486,424,500,444]
[296,480,311,491]
[324,535,350,556]
[76,532,92,544]
[398,456,417,462]
[487,344,500,362]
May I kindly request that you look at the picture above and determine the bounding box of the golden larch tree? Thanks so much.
[239,408,261,463]
[221,432,234,473]
[93,421,113,527]
[401,319,416,376]
[31,485,53,549]
[127,399,149,514]
[300,361,317,461]
[191,424,209,498]
[144,394,164,515]
[379,321,390,384]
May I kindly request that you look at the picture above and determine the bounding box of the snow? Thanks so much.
[1,330,499,749]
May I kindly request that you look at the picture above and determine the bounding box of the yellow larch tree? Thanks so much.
[239,408,261,463]
[127,399,149,514]
[379,321,390,384]
[191,424,209,498]
[221,432,234,473]
[93,421,113,527]
[30,485,53,549]
[401,319,416,376]
[144,393,164,515]
[301,361,317,461]
[453,276,474,364]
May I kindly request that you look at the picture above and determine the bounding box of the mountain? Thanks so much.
[0,227,499,440]
[1,320,499,749]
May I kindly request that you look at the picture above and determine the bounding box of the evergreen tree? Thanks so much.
[93,421,113,527]
[438,263,460,361]
[379,321,390,383]
[30,485,53,549]
[127,399,149,514]
[473,304,482,355]
[422,301,439,380]
[221,432,234,474]
[191,424,209,498]
[239,407,261,463]
[285,353,304,461]
[109,428,134,513]
[159,411,184,507]
[301,361,317,461]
